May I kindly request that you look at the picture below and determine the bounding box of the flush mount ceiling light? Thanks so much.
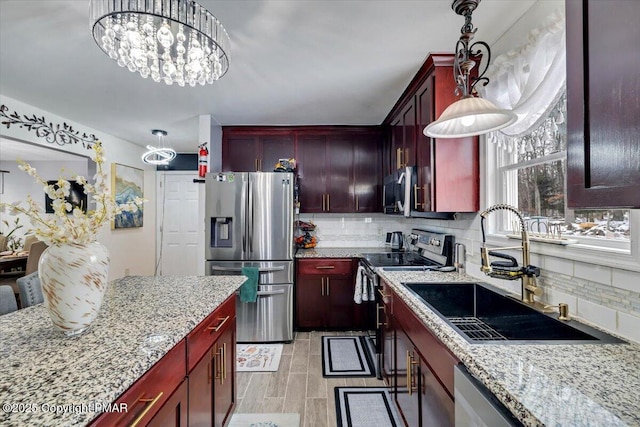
[90,0,230,86]
[142,129,176,165]
[424,0,516,138]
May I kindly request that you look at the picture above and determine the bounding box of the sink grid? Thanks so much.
[448,317,508,341]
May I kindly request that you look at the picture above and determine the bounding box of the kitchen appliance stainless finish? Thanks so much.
[382,166,416,217]
[454,365,521,426]
[359,228,455,378]
[205,172,294,342]
[389,231,404,250]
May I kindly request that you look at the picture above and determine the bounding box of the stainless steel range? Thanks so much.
[359,229,455,378]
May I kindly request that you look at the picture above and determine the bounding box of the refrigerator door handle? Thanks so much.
[241,179,248,255]
[210,266,285,273]
[248,177,254,254]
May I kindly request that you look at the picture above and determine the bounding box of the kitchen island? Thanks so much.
[0,275,244,427]
[377,269,640,427]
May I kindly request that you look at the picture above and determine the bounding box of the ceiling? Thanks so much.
[0,0,536,153]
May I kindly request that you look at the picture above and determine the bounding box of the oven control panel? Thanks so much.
[412,229,454,266]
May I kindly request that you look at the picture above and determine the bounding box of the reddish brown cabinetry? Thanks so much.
[387,282,457,427]
[566,0,640,208]
[222,128,295,172]
[385,53,479,214]
[296,258,362,329]
[90,295,236,427]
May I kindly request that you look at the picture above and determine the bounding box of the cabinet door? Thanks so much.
[417,355,454,427]
[213,321,236,427]
[380,298,395,386]
[326,136,354,213]
[325,276,355,328]
[566,0,640,208]
[222,135,260,172]
[394,326,420,427]
[296,275,325,328]
[354,133,382,213]
[390,116,404,172]
[415,77,434,212]
[402,102,417,168]
[188,348,214,427]
[261,134,295,172]
[297,135,327,213]
[148,380,188,427]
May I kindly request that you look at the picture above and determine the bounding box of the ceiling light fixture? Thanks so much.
[424,0,516,138]
[90,0,230,86]
[142,129,176,165]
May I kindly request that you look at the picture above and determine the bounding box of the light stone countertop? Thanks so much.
[0,275,245,427]
[295,247,386,258]
[377,269,640,427]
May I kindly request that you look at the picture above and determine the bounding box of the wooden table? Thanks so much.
[0,254,28,273]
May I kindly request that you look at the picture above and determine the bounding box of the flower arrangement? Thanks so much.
[0,143,143,247]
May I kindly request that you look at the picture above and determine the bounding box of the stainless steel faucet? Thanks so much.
[479,204,541,304]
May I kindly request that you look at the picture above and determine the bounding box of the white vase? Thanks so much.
[38,242,110,337]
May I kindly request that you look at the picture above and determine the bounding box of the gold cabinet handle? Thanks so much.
[207,315,230,332]
[131,392,164,427]
[315,265,335,270]
[376,304,387,328]
[396,147,402,170]
[378,288,389,299]
[327,193,330,211]
[321,277,325,296]
[216,345,224,383]
[406,351,418,396]
[322,194,326,211]
[222,342,227,382]
[326,277,330,296]
[356,194,359,211]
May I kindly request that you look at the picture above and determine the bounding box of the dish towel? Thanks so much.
[354,265,365,304]
[240,267,259,303]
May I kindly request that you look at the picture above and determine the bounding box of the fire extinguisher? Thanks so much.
[198,142,209,177]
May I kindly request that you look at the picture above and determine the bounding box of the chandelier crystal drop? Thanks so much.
[90,0,230,86]
[424,0,516,138]
[142,129,176,165]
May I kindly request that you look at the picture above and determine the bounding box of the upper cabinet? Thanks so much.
[222,128,295,172]
[384,53,479,214]
[221,126,382,213]
[566,0,640,208]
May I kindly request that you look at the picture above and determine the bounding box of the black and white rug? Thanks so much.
[335,387,403,427]
[322,336,375,377]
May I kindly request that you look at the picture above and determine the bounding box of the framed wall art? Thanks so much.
[111,163,144,229]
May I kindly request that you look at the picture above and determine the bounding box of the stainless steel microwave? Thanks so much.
[383,166,416,217]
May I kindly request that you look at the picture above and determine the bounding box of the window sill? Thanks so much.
[485,233,640,273]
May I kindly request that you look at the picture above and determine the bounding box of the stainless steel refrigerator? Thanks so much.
[205,172,294,343]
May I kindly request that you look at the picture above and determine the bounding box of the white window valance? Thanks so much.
[481,10,566,138]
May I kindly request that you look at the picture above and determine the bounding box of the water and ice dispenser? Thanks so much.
[210,217,233,248]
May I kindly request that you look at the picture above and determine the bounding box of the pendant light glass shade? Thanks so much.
[424,96,517,138]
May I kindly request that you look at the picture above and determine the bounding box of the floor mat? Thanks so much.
[228,412,300,427]
[335,387,403,427]
[322,335,374,377]
[236,343,283,372]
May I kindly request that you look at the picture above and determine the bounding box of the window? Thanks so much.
[492,95,631,251]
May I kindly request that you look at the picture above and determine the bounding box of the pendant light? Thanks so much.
[142,129,176,165]
[424,0,516,138]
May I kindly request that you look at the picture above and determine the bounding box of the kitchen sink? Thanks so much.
[403,282,624,344]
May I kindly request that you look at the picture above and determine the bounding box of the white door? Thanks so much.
[157,172,200,276]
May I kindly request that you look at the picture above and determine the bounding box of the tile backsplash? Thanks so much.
[298,213,640,343]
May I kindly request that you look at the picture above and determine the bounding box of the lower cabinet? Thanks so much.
[90,295,236,427]
[296,258,362,329]
[387,282,457,427]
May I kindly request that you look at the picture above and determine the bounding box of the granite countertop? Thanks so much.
[0,275,245,427]
[377,269,640,427]
[295,246,386,258]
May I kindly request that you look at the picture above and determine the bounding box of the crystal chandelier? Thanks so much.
[90,0,230,86]
[142,129,176,165]
[424,0,516,138]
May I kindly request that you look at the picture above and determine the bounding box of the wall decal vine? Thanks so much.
[0,104,98,149]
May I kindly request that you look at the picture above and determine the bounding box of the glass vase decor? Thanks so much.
[38,242,110,337]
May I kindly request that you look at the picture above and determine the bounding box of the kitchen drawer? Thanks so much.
[297,258,354,276]
[90,339,186,427]
[186,294,236,372]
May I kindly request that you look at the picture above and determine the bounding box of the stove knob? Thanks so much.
[432,239,441,246]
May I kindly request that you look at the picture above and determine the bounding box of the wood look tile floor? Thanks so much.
[234,331,386,427]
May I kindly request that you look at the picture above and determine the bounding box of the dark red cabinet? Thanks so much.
[148,380,188,427]
[222,129,295,172]
[296,258,361,329]
[566,0,640,208]
[385,53,479,214]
